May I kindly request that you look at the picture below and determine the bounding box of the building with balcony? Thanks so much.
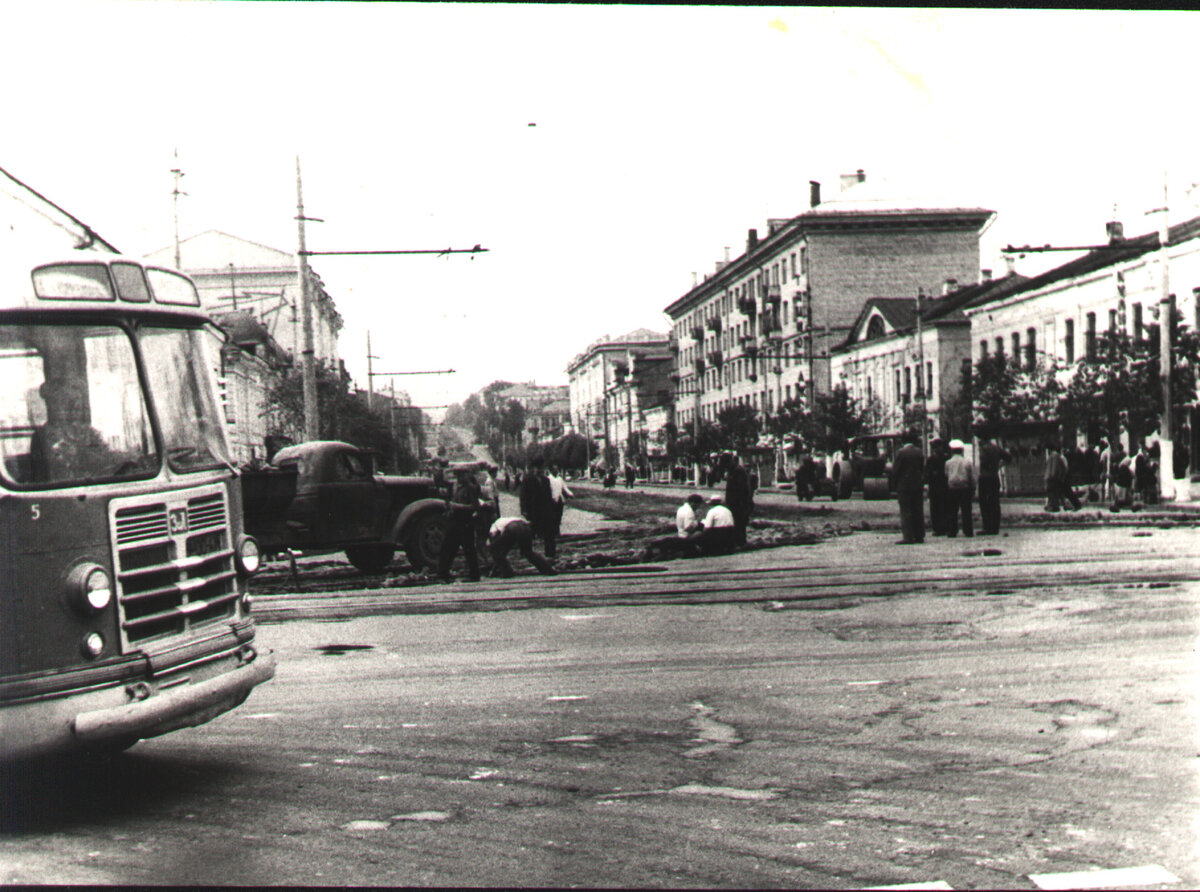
[566,328,672,468]
[663,171,996,435]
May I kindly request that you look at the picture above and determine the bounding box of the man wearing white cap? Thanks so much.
[944,439,975,537]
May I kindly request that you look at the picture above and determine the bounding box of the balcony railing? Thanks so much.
[706,316,722,334]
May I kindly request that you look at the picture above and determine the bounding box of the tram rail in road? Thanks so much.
[251,526,1200,622]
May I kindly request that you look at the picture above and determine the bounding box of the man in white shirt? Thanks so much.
[642,493,706,560]
[545,465,573,558]
[692,495,738,555]
[487,516,557,577]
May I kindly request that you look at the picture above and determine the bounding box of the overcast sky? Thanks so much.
[4,4,1200,415]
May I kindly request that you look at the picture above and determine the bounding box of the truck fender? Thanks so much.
[389,498,447,543]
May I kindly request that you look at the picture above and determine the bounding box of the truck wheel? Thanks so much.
[404,511,447,570]
[345,544,396,574]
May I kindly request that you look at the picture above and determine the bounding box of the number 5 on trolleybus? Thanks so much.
[0,254,274,760]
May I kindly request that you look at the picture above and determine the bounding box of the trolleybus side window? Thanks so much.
[0,323,156,486]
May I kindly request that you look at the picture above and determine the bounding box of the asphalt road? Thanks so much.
[2,526,1197,888]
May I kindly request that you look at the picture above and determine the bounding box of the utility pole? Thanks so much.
[171,149,185,269]
[915,287,928,450]
[366,331,375,414]
[295,157,319,441]
[1157,171,1175,500]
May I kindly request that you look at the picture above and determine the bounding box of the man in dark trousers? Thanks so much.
[924,437,949,536]
[437,465,483,583]
[891,430,925,544]
[518,456,554,554]
[487,516,557,577]
[945,439,975,537]
[722,452,753,547]
[977,435,1009,534]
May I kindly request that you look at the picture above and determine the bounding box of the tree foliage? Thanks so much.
[715,404,761,452]
[801,385,877,454]
[1058,321,1198,444]
[267,362,423,472]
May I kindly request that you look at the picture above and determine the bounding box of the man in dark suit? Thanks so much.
[518,456,554,555]
[722,452,753,547]
[891,430,925,544]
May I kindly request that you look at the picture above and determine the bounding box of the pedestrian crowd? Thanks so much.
[430,430,1171,579]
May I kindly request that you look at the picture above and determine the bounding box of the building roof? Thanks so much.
[663,178,996,318]
[566,328,671,374]
[838,273,1028,351]
[534,398,571,415]
[966,214,1200,311]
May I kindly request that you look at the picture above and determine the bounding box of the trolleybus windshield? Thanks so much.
[0,320,230,487]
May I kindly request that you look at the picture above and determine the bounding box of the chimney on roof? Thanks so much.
[747,229,758,252]
[839,169,866,192]
[981,268,993,282]
[1003,254,1016,277]
[725,246,731,262]
[809,181,821,209]
[691,272,698,288]
[1106,220,1125,244]
[942,278,958,296]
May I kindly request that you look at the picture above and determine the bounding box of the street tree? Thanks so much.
[801,385,876,454]
[1058,317,1199,445]
[716,403,761,452]
[268,362,421,471]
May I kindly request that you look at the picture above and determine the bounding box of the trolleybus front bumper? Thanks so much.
[1,643,275,761]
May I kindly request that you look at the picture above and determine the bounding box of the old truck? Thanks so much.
[240,440,450,573]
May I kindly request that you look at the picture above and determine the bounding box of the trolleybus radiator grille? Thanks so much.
[111,487,239,649]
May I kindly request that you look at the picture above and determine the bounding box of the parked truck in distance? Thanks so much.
[240,440,449,573]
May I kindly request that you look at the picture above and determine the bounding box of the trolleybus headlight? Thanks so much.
[235,535,261,576]
[83,632,105,658]
[67,563,112,614]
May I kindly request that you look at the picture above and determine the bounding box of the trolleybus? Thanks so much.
[0,253,274,759]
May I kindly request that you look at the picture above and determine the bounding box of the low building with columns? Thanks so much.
[964,215,1200,496]
[832,274,1026,439]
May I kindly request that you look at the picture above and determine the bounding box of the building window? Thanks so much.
[1065,318,1075,363]
[895,368,902,404]
[1026,327,1036,370]
[1086,312,1096,360]
[1109,308,1118,333]
[995,336,1004,357]
[1012,331,1020,360]
[926,362,933,400]
[1133,303,1143,341]
[980,339,988,358]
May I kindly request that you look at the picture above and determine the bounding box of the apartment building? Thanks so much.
[663,172,995,432]
[566,328,672,467]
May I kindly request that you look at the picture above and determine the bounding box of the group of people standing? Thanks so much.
[436,457,571,582]
[892,433,1009,544]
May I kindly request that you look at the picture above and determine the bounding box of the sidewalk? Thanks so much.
[565,478,1200,525]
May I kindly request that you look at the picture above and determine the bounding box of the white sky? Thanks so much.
[4,3,1200,415]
